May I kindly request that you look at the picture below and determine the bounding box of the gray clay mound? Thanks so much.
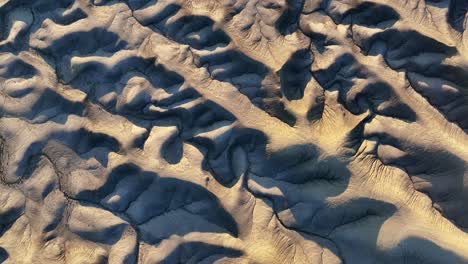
[0,0,468,263]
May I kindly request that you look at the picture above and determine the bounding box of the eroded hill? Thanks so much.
[0,0,467,263]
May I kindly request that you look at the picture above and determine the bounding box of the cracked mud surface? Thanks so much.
[0,0,467,263]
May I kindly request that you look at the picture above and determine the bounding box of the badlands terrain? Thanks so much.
[0,0,467,263]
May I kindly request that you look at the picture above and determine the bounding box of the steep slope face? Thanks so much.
[0,0,467,263]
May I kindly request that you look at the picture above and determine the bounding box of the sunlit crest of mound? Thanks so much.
[0,0,467,263]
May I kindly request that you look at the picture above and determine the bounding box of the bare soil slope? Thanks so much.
[0,0,467,263]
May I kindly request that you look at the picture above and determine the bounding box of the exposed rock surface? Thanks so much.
[0,0,467,263]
